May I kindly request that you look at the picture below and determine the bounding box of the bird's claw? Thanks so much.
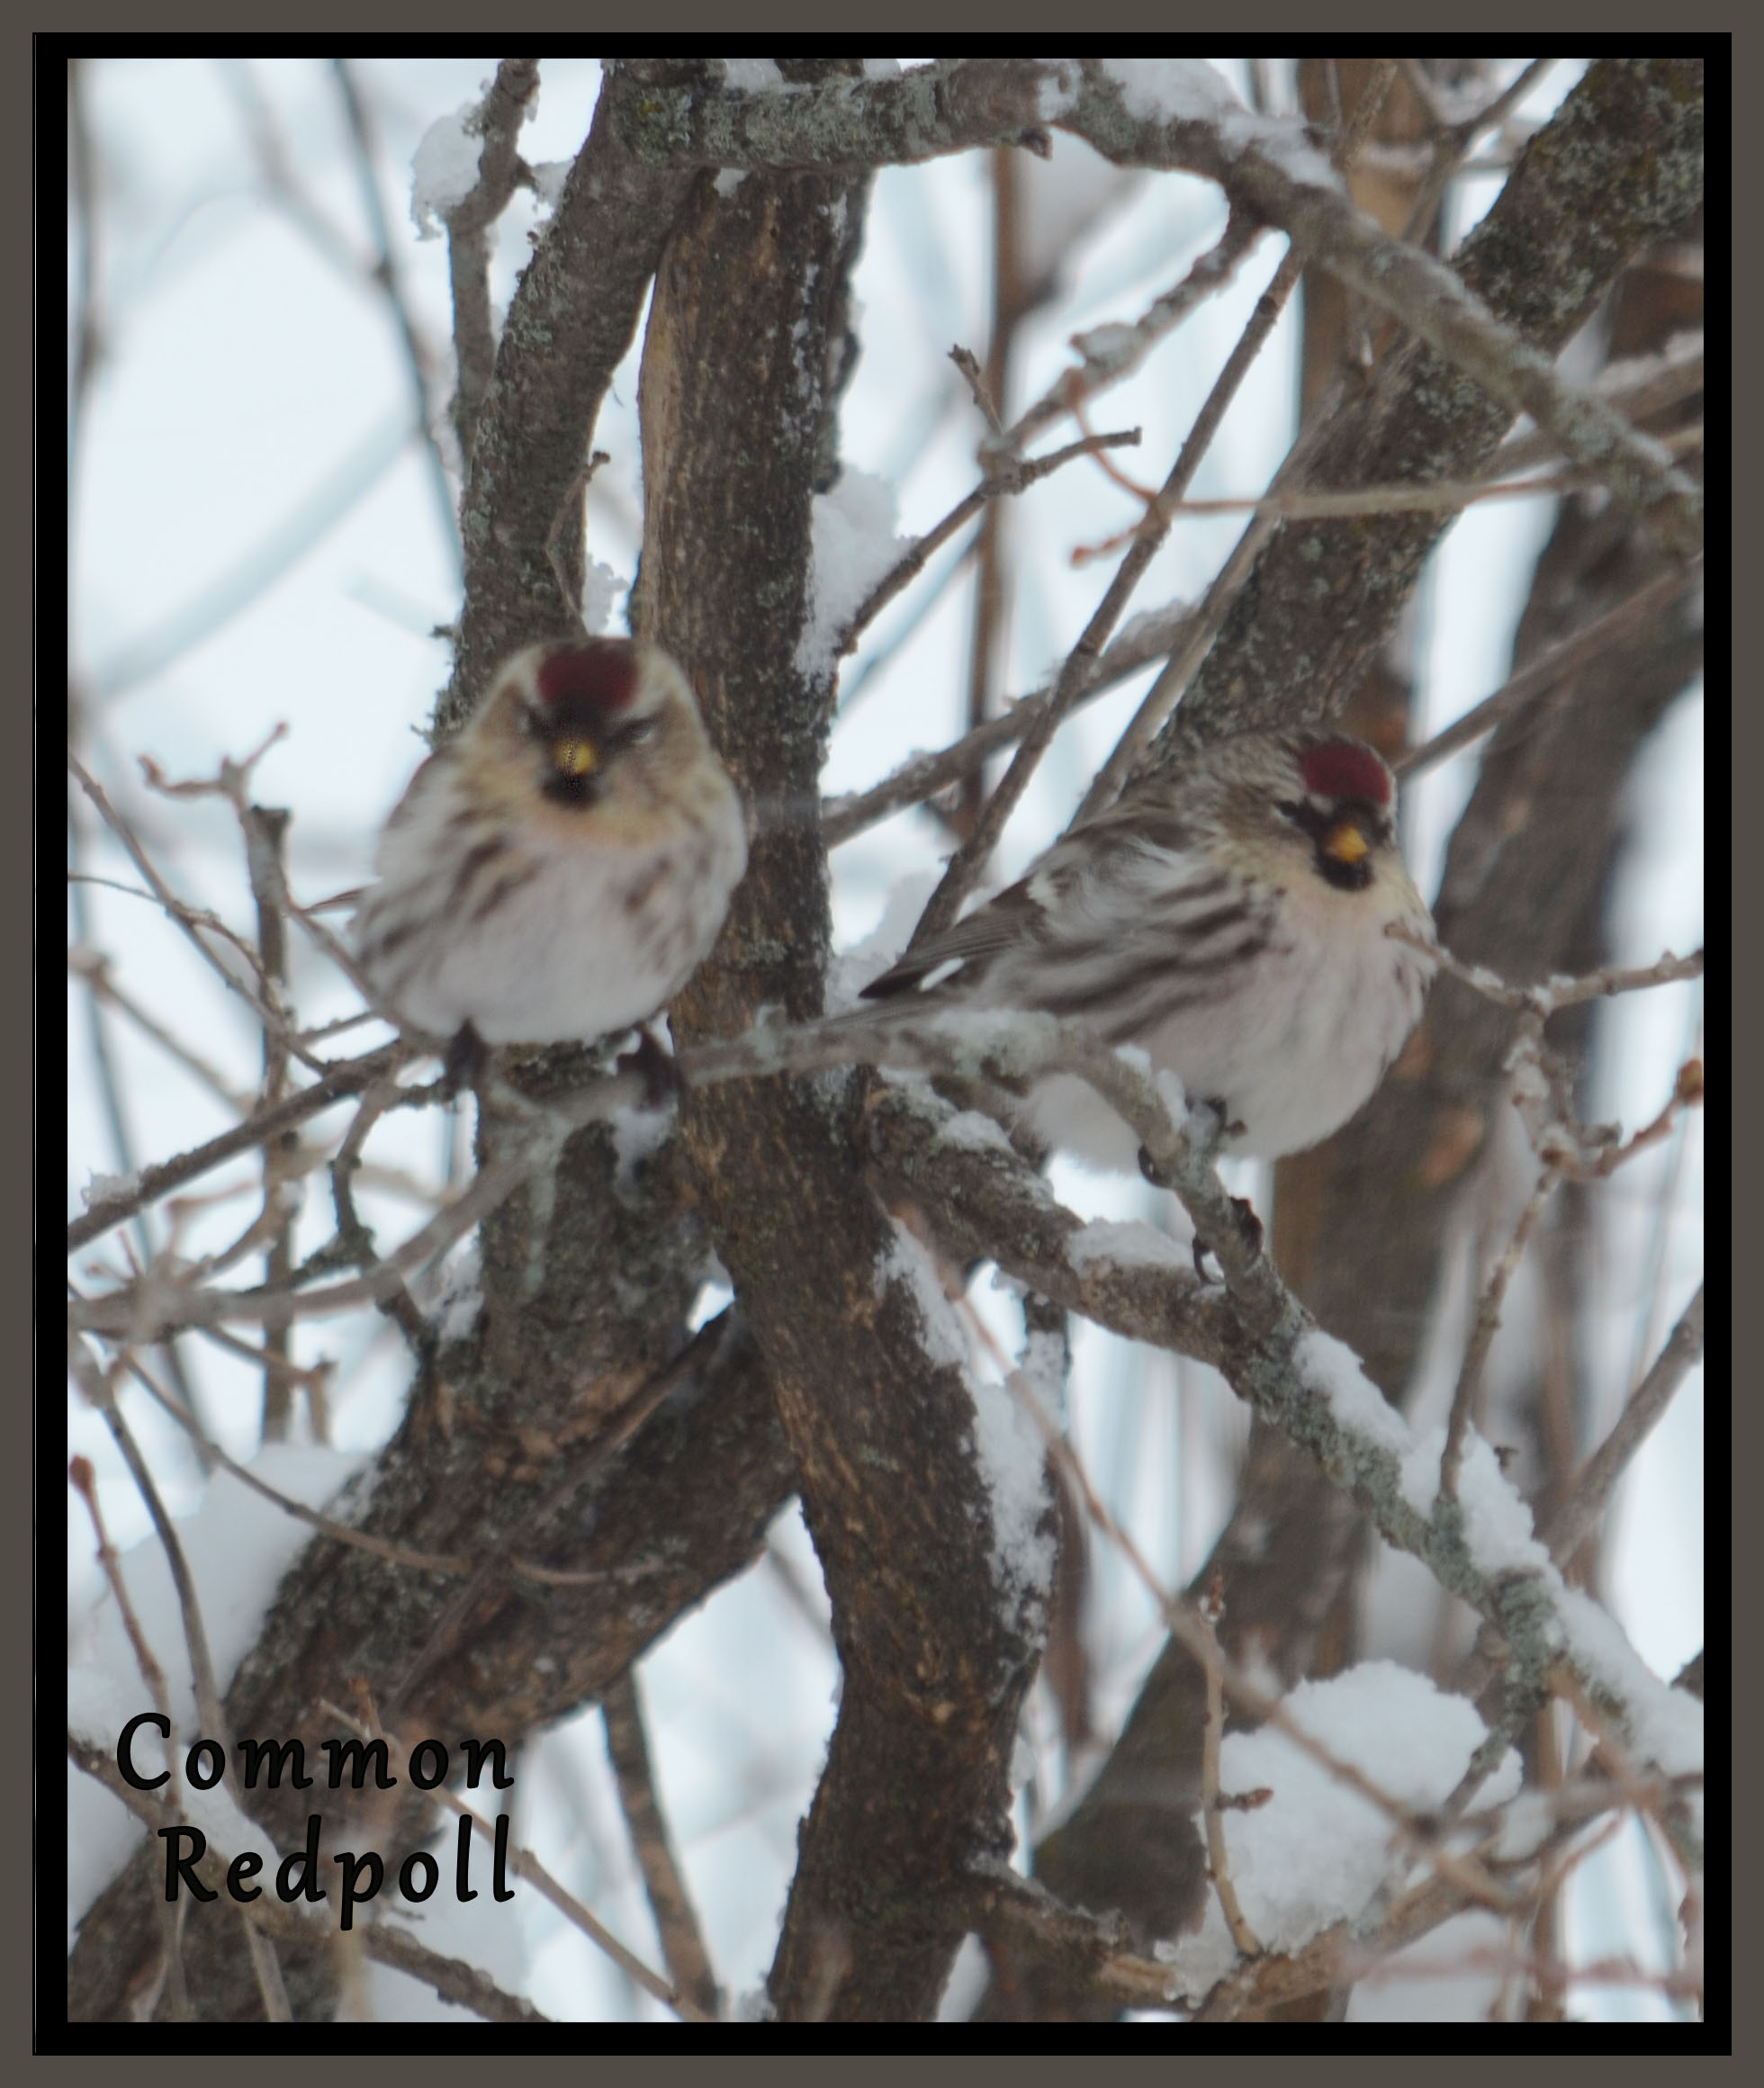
[616,1026,684,1110]
[440,1021,490,1100]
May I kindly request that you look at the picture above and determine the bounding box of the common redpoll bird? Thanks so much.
[355,639,747,1051]
[860,728,1436,1168]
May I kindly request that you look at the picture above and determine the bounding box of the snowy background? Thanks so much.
[67,57,1703,2022]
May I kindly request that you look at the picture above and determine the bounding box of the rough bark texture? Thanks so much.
[1147,56,1704,759]
[68,56,1703,2026]
[638,136,1056,2021]
[981,57,1704,2020]
[68,67,796,2025]
[67,1281,796,2022]
[444,61,702,733]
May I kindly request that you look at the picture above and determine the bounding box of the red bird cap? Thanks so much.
[1300,738,1392,807]
[535,642,642,716]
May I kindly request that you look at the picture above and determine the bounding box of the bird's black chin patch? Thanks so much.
[542,770,599,809]
[1316,850,1373,893]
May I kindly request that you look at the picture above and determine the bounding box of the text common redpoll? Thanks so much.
[859,728,1436,1166]
[355,639,747,1048]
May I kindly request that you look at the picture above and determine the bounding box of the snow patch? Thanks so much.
[1035,64,1079,125]
[938,1107,1017,1157]
[1100,59,1341,194]
[1158,1661,1521,1994]
[1556,1586,1704,1787]
[876,1221,1055,1619]
[970,1372,1058,1616]
[876,1219,969,1374]
[580,560,626,635]
[1018,1326,1067,1405]
[1103,58,1243,129]
[410,107,483,239]
[426,1238,482,1343]
[1295,1327,1411,1458]
[1066,1218,1189,1274]
[79,1168,140,1210]
[796,469,908,681]
[722,58,786,94]
[529,158,572,212]
[714,169,749,199]
[610,1100,674,1195]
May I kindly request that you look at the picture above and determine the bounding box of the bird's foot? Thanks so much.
[440,1021,490,1100]
[616,1025,683,1110]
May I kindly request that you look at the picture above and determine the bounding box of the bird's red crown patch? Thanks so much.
[536,643,641,714]
[1300,739,1391,807]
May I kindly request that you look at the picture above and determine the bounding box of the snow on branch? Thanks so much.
[71,999,1703,1878]
[613,58,1702,557]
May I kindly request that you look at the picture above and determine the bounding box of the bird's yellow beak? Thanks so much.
[552,736,598,779]
[1323,818,1371,868]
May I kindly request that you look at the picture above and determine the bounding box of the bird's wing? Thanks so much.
[860,795,1197,1001]
[859,878,1044,998]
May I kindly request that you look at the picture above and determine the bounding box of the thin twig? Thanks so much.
[997,207,1264,461]
[69,1042,413,1252]
[67,1731,551,2023]
[1073,348,1336,825]
[1440,1168,1558,1503]
[1544,1284,1705,1568]
[334,1694,714,2023]
[601,1672,721,2018]
[1390,929,1706,1018]
[1396,560,1704,781]
[68,945,251,1110]
[1071,433,1701,530]
[832,427,1142,664]
[74,1346,295,2022]
[68,752,295,1048]
[68,1444,176,1769]
[332,58,462,574]
[1485,333,1702,480]
[1400,58,1557,248]
[819,598,1193,845]
[328,1069,436,1356]
[905,328,1268,943]
[440,58,542,466]
[119,1346,471,1575]
[1196,1572,1264,1958]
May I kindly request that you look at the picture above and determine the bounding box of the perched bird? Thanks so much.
[355,638,747,1054]
[859,727,1436,1169]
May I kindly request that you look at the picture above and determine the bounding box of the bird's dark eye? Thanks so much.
[607,716,656,754]
[1276,799,1306,826]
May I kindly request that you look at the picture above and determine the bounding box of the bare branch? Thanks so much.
[601,1673,721,2019]
[616,59,1703,554]
[1544,1283,1706,1567]
[68,1042,413,1253]
[818,598,1194,845]
[66,1732,552,2024]
[1195,1575,1264,1958]
[332,1696,714,2022]
[332,58,463,574]
[1396,560,1704,781]
[998,206,1265,461]
[1441,1168,1558,1502]
[832,426,1142,664]
[439,58,543,467]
